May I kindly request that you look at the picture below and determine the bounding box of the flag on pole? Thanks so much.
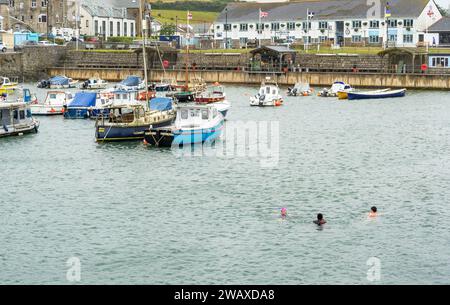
[427,5,435,18]
[385,2,391,18]
[260,10,269,18]
[187,11,193,20]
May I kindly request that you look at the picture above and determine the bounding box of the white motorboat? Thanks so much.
[30,91,73,115]
[250,82,283,107]
[319,81,353,97]
[80,78,109,90]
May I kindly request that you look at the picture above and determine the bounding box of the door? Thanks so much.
[335,21,344,46]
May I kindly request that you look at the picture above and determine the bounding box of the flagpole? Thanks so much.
[258,8,262,48]
[186,10,190,90]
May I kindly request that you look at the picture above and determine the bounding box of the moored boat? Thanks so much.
[250,82,283,107]
[80,78,109,90]
[64,92,104,119]
[0,77,19,95]
[30,91,73,115]
[144,104,224,147]
[95,97,175,142]
[195,83,226,104]
[347,89,407,100]
[319,81,353,97]
[287,83,313,97]
[0,100,39,138]
[116,76,145,91]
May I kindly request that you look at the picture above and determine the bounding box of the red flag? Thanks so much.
[260,11,269,18]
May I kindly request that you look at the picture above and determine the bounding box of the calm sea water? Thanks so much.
[1,85,450,284]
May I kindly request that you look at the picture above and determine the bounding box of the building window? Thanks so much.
[369,20,379,28]
[110,21,113,36]
[352,20,362,28]
[287,22,295,31]
[319,36,327,42]
[318,21,328,30]
[131,23,134,36]
[431,57,449,67]
[31,0,37,8]
[303,36,311,43]
[240,37,248,45]
[124,22,128,36]
[94,20,99,35]
[388,34,397,42]
[86,20,89,28]
[387,19,397,28]
[302,22,311,30]
[240,23,248,32]
[223,24,231,31]
[117,22,121,36]
[403,34,413,43]
[369,35,379,43]
[38,14,46,23]
[271,23,280,31]
[403,19,414,27]
[352,35,362,42]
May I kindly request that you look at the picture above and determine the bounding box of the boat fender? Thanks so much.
[3,125,8,132]
[34,125,38,133]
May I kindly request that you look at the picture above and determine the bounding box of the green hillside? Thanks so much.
[152,9,219,25]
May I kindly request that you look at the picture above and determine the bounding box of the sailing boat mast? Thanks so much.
[185,11,191,90]
[140,0,149,102]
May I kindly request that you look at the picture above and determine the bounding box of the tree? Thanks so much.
[160,24,176,36]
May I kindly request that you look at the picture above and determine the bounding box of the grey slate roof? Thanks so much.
[428,16,450,32]
[216,0,429,23]
[82,0,136,18]
[0,0,9,5]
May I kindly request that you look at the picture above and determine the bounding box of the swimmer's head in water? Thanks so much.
[317,213,323,220]
[371,206,377,213]
[281,208,287,217]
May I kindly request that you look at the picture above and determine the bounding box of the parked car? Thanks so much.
[0,43,7,53]
[39,40,58,46]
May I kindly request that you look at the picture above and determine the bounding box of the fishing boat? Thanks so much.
[37,76,78,89]
[287,83,313,97]
[195,83,226,104]
[319,81,353,97]
[30,91,73,115]
[116,76,145,91]
[0,100,39,138]
[64,92,104,119]
[80,78,109,90]
[0,77,19,94]
[95,97,175,142]
[143,104,224,147]
[347,89,407,100]
[250,82,283,107]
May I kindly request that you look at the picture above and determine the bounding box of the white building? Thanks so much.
[214,0,443,48]
[80,0,136,38]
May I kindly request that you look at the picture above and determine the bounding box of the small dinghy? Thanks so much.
[347,89,406,100]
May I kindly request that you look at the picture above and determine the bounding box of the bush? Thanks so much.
[107,36,134,43]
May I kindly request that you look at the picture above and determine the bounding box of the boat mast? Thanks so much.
[140,0,149,102]
[185,11,191,91]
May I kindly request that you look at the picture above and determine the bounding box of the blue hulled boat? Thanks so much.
[64,92,99,119]
[347,89,406,100]
[95,97,175,142]
[144,104,224,147]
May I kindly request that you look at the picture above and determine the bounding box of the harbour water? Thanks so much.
[1,85,450,284]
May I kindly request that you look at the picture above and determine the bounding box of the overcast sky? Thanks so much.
[436,0,450,9]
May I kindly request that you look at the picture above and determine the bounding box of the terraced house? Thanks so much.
[214,0,444,48]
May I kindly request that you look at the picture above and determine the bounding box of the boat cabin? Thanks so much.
[108,90,140,105]
[1,102,32,129]
[176,105,220,128]
[259,83,280,97]
[103,104,146,124]
[45,91,73,105]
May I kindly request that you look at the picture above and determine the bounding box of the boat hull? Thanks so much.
[0,122,39,138]
[96,119,173,142]
[64,108,108,119]
[348,89,406,100]
[30,105,65,115]
[250,99,283,107]
[144,121,224,148]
